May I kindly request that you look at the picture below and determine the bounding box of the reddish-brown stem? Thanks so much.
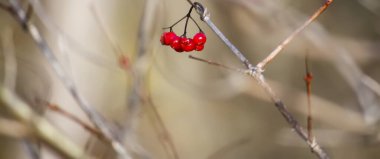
[47,103,107,141]
[304,54,313,142]
[189,55,246,73]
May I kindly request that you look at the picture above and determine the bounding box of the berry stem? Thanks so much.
[183,6,194,36]
[190,16,203,32]
[163,15,187,30]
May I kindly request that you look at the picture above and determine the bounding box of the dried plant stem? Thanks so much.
[187,1,331,159]
[0,87,89,159]
[256,0,333,70]
[189,55,246,73]
[6,1,131,158]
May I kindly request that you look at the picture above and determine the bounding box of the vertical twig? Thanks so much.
[304,53,314,142]
[7,1,132,158]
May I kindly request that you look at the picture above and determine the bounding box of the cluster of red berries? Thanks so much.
[160,32,206,52]
[160,3,207,53]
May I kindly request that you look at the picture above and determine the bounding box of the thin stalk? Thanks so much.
[256,0,334,70]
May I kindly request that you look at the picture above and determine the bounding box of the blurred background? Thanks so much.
[1,0,380,158]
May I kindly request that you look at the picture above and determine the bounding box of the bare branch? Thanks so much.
[194,2,253,69]
[248,71,328,159]
[188,1,331,158]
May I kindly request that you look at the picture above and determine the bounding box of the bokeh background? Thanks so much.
[1,0,380,158]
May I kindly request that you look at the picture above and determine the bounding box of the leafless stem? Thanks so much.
[189,55,247,73]
[248,71,327,159]
[190,2,253,69]
[7,0,131,158]
[187,1,330,158]
[256,0,333,70]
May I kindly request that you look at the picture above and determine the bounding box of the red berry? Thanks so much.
[193,32,207,45]
[195,44,204,51]
[180,37,191,45]
[160,32,177,45]
[183,40,196,52]
[170,36,183,52]
[180,37,195,52]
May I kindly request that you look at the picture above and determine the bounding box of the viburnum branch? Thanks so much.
[7,0,132,159]
[190,2,254,69]
[256,0,334,70]
[187,1,330,159]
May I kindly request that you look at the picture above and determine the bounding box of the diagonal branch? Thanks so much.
[256,0,333,70]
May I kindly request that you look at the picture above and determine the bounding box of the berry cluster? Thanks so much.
[160,32,206,52]
[160,4,206,53]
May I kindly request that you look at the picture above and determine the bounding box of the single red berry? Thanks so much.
[183,39,196,52]
[170,36,183,52]
[193,32,207,45]
[195,44,204,51]
[160,32,177,45]
[180,37,191,46]
[180,37,195,52]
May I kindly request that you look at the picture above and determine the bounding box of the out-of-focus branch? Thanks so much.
[0,87,89,159]
[6,0,132,158]
[47,103,106,141]
[0,117,30,138]
[1,27,17,91]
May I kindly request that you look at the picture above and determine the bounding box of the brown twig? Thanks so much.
[189,55,246,74]
[256,0,333,70]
